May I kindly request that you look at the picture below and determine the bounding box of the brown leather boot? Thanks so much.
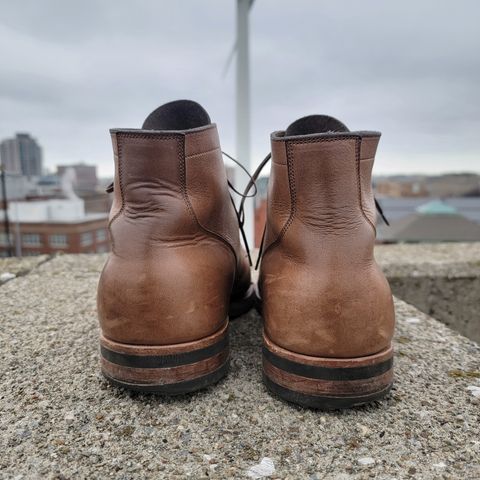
[257,115,395,409]
[97,100,254,394]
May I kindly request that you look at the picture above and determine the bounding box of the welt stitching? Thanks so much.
[269,137,355,248]
[178,135,196,222]
[292,136,377,232]
[261,136,376,261]
[283,142,297,239]
[108,135,124,253]
[355,138,377,233]
[108,134,183,253]
[110,133,238,267]
[286,135,360,145]
[115,133,180,140]
[185,146,220,159]
[260,141,296,259]
[180,138,239,268]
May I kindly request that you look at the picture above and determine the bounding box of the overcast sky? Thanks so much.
[0,0,479,177]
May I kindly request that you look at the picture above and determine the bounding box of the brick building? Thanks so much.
[0,198,109,257]
[0,217,109,257]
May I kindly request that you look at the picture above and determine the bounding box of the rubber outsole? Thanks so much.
[264,374,392,410]
[100,323,229,394]
[103,361,229,395]
[263,334,394,410]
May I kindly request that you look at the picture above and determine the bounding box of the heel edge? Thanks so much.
[264,374,393,410]
[263,334,394,409]
[102,361,229,395]
[100,323,229,394]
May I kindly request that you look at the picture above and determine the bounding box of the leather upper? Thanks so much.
[97,124,250,345]
[259,131,395,358]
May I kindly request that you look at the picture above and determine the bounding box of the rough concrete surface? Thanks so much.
[0,254,49,284]
[1,253,480,479]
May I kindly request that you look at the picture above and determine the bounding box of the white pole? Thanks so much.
[236,0,253,249]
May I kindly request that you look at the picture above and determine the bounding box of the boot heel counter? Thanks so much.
[99,127,243,347]
[262,250,395,358]
[97,243,234,346]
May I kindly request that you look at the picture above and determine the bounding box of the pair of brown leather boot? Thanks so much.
[97,100,395,409]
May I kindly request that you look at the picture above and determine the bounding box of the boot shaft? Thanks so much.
[258,116,395,361]
[98,101,252,350]
[264,131,380,265]
[96,101,257,395]
[108,125,240,258]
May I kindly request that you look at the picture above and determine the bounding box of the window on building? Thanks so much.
[96,229,107,242]
[0,233,13,246]
[49,234,68,248]
[96,244,109,253]
[22,233,42,246]
[80,232,93,246]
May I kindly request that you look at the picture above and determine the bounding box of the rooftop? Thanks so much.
[1,199,108,225]
[376,196,480,223]
[416,199,458,215]
[1,245,479,478]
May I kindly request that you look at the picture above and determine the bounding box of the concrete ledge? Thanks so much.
[1,253,479,479]
[376,243,480,342]
[376,243,480,278]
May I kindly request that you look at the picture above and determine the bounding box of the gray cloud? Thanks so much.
[0,0,479,176]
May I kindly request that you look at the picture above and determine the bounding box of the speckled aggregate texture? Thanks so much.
[0,254,49,281]
[1,253,479,479]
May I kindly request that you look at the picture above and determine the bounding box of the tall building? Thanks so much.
[57,164,98,191]
[0,138,21,173]
[0,133,43,176]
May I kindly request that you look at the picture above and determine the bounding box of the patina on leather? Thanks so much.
[97,101,251,347]
[258,115,395,359]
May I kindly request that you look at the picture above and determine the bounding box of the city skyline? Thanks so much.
[1,1,479,177]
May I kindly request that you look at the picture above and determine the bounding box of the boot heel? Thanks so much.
[100,323,229,394]
[263,334,393,409]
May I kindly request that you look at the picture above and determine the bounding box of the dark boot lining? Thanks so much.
[285,114,349,136]
[142,99,211,131]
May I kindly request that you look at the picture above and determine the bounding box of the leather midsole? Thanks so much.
[263,332,393,368]
[263,332,394,397]
[102,350,229,386]
[263,358,393,397]
[100,321,228,356]
[100,321,229,385]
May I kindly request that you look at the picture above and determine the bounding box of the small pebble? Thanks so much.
[357,457,375,466]
[406,317,421,324]
[357,424,372,436]
[0,272,16,283]
[466,386,480,398]
[64,412,75,424]
[246,457,275,478]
